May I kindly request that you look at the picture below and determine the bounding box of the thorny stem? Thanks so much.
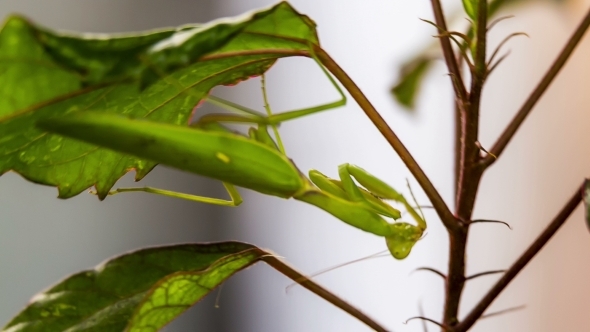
[456,182,583,332]
[314,47,457,230]
[443,0,489,328]
[437,3,590,331]
[430,0,468,102]
[483,7,590,167]
[443,228,468,328]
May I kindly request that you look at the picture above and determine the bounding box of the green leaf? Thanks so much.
[390,0,570,109]
[3,242,262,332]
[462,0,478,20]
[0,1,319,199]
[390,58,431,109]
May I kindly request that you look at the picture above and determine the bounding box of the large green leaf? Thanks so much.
[3,243,260,332]
[0,2,319,199]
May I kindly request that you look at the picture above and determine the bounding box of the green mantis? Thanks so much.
[37,61,427,259]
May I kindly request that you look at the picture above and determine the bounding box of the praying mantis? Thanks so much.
[37,58,427,259]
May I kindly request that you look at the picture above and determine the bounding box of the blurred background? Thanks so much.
[1,0,590,331]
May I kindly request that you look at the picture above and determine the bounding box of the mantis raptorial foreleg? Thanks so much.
[305,164,427,259]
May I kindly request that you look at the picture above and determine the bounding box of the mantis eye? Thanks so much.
[385,223,424,259]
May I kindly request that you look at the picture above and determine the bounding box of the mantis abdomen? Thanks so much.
[38,112,305,198]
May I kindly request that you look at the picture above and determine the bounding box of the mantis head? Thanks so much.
[306,163,427,260]
[385,222,424,259]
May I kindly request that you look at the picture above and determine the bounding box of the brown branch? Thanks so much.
[483,7,590,167]
[314,47,457,230]
[430,0,468,102]
[442,228,468,328]
[455,0,488,221]
[263,255,388,332]
[444,1,489,328]
[456,182,583,332]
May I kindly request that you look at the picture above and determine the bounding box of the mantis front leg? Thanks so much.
[300,163,427,259]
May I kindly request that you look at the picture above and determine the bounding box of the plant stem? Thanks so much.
[456,182,583,332]
[443,1,489,328]
[263,255,388,332]
[483,6,590,167]
[443,227,468,328]
[430,0,468,102]
[314,47,457,230]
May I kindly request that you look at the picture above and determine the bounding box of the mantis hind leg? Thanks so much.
[197,55,347,136]
[96,182,243,207]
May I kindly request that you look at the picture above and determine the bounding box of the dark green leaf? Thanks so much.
[0,2,319,199]
[3,242,261,332]
[390,58,431,110]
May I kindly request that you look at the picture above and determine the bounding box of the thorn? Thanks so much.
[419,18,441,30]
[475,141,497,159]
[471,219,512,230]
[487,15,516,32]
[466,269,506,280]
[404,317,449,331]
[481,305,526,320]
[412,267,446,280]
[487,51,511,79]
[488,32,529,68]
